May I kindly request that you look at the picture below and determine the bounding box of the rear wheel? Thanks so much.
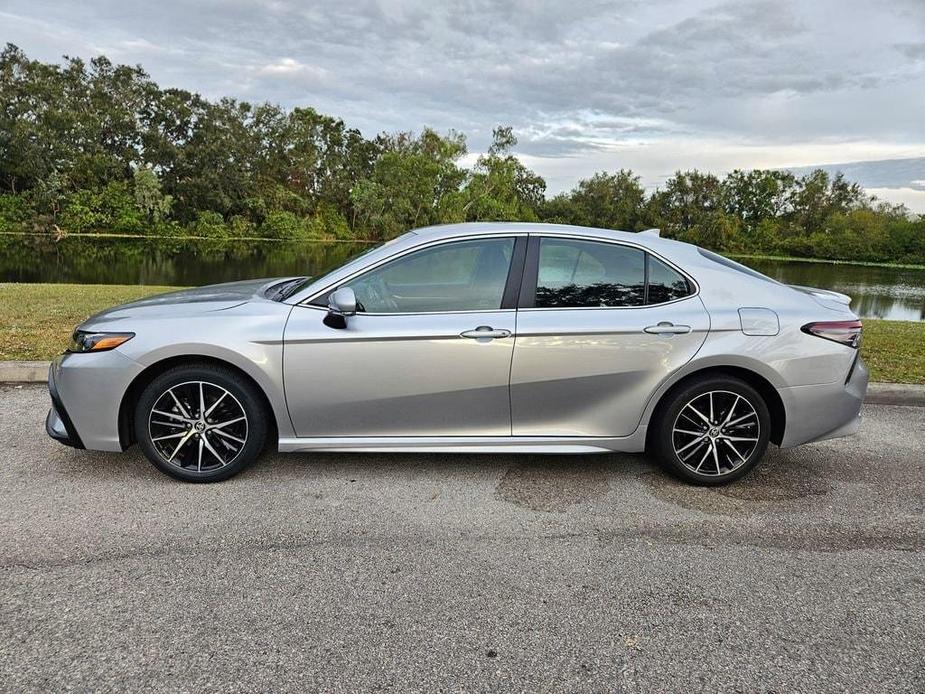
[134,364,268,482]
[651,376,770,485]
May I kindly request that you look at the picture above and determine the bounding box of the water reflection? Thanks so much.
[743,258,925,322]
[536,282,646,307]
[0,235,368,287]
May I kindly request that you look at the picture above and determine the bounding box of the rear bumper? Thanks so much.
[778,354,869,448]
[46,364,84,449]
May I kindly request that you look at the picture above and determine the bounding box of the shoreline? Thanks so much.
[727,253,925,271]
[0,230,380,244]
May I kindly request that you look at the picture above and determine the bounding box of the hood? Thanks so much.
[82,277,298,326]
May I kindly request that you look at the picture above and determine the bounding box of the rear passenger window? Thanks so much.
[647,256,691,304]
[535,238,646,308]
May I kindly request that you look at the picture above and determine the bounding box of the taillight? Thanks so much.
[801,320,862,348]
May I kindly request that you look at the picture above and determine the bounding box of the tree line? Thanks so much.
[1,44,923,264]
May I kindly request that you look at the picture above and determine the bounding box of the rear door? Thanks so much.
[510,235,709,437]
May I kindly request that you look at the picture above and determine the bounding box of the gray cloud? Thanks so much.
[785,157,925,191]
[2,0,924,197]
[896,42,925,59]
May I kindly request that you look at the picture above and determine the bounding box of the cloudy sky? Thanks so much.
[4,0,925,207]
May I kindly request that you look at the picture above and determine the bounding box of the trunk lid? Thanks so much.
[788,284,855,315]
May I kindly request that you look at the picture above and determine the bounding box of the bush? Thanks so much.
[59,182,143,234]
[259,207,351,239]
[228,215,257,238]
[151,220,186,238]
[0,194,31,231]
[261,210,303,239]
[59,189,100,233]
[305,203,351,239]
[192,211,229,238]
[884,218,925,265]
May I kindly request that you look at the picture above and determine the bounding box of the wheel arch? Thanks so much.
[645,365,786,447]
[118,355,280,450]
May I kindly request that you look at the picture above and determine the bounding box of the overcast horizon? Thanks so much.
[3,0,925,209]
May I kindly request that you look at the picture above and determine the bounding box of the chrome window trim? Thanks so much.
[523,232,700,311]
[301,232,526,316]
[294,303,516,317]
[297,228,697,315]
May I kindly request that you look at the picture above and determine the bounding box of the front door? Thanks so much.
[510,235,709,437]
[284,236,522,437]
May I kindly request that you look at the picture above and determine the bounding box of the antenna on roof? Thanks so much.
[639,228,661,237]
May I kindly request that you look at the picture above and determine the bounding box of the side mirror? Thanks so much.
[323,287,357,329]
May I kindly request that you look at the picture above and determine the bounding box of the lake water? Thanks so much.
[743,258,925,322]
[1,235,923,322]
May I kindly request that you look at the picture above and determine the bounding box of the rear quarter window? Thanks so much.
[647,256,692,304]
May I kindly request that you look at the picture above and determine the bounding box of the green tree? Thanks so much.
[282,107,377,224]
[649,170,741,248]
[548,170,647,231]
[352,129,467,239]
[721,169,795,228]
[167,98,264,222]
[133,165,172,224]
[787,170,865,234]
[462,126,545,222]
[1,44,923,265]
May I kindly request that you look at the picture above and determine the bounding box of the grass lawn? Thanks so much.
[859,320,925,385]
[2,282,923,384]
[1,283,182,363]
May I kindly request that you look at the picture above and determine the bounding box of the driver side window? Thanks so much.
[343,237,515,313]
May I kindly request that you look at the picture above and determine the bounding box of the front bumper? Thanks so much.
[45,350,141,452]
[46,363,84,448]
[778,354,869,448]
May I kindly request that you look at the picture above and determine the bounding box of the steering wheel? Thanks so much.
[363,274,399,312]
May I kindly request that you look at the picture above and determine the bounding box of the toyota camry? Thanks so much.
[46,223,868,484]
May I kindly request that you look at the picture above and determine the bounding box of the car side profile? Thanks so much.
[46,223,868,484]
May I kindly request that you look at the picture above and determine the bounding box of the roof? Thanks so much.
[409,222,643,243]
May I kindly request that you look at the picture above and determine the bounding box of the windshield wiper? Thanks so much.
[270,277,309,302]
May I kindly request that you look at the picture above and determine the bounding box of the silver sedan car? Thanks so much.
[46,223,868,484]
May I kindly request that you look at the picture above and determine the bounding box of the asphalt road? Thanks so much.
[1,384,923,693]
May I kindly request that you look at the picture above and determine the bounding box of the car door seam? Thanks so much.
[280,304,299,438]
[507,306,518,436]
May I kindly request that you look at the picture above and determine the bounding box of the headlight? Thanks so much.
[67,330,135,353]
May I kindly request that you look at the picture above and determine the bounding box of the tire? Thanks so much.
[134,363,269,482]
[650,375,770,486]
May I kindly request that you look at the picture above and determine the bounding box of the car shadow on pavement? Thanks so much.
[47,438,825,513]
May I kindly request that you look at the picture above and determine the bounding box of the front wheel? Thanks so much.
[650,376,770,485]
[134,364,269,482]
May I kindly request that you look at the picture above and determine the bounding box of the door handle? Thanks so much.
[644,321,691,335]
[460,326,512,340]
